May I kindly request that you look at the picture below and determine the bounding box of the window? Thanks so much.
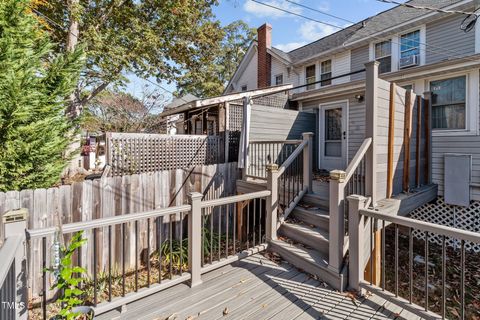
[241,85,247,92]
[400,30,420,60]
[275,74,283,85]
[320,60,332,86]
[375,40,392,74]
[305,65,316,90]
[430,76,466,130]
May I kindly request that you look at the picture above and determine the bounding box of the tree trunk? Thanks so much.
[66,0,81,118]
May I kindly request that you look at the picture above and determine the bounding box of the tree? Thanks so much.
[176,20,256,97]
[0,0,83,191]
[32,0,224,116]
[82,87,167,133]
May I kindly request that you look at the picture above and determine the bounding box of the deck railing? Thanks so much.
[328,138,372,273]
[246,140,301,179]
[26,190,271,319]
[348,195,480,320]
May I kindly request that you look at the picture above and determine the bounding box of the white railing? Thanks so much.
[348,195,480,320]
[328,138,372,273]
[26,190,271,319]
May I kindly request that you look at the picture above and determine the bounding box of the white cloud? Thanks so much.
[298,20,338,42]
[275,41,307,51]
[243,0,302,18]
[317,1,330,12]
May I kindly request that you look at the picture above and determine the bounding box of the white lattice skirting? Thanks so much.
[409,197,480,252]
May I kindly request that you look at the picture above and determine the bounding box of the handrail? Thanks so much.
[0,235,23,287]
[360,208,480,244]
[344,138,372,183]
[27,204,192,239]
[201,190,271,208]
[278,140,308,176]
[249,140,302,144]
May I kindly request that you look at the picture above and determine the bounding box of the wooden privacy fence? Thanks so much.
[0,162,239,299]
[106,133,227,176]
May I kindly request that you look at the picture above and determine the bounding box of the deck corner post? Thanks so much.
[266,163,280,241]
[347,195,368,293]
[329,170,346,273]
[188,192,203,287]
[364,61,380,206]
[302,132,314,193]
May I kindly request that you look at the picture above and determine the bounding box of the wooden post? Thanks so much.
[386,82,396,198]
[188,192,203,287]
[415,96,422,187]
[364,61,379,205]
[403,90,413,192]
[302,132,314,193]
[423,92,431,185]
[347,195,369,292]
[224,102,230,163]
[329,169,346,273]
[266,163,280,241]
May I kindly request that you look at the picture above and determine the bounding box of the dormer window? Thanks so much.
[320,60,332,86]
[306,65,316,90]
[375,40,392,74]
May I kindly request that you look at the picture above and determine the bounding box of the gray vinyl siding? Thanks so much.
[350,45,370,81]
[348,100,366,162]
[250,105,316,141]
[426,14,475,65]
[432,136,480,201]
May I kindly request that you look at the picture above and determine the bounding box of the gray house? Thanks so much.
[227,0,480,206]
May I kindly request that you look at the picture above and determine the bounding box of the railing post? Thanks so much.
[329,170,346,273]
[365,61,379,206]
[266,163,280,241]
[188,192,203,287]
[2,209,28,320]
[347,195,369,293]
[302,132,314,193]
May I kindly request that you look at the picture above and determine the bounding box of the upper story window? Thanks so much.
[306,65,316,90]
[400,30,420,59]
[241,85,247,92]
[275,74,283,85]
[320,60,332,86]
[431,76,466,130]
[375,40,392,74]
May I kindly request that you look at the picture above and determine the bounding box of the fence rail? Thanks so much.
[348,195,480,320]
[106,133,226,176]
[26,190,271,319]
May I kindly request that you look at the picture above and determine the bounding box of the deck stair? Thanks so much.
[269,185,347,291]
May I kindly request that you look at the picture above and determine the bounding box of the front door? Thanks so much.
[320,103,347,171]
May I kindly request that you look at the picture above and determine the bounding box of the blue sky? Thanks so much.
[126,0,398,100]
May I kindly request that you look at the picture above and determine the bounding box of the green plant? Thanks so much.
[47,231,88,320]
[159,238,189,271]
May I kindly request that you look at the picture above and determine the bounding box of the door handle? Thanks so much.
[343,131,346,139]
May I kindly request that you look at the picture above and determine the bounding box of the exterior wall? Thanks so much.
[271,57,298,87]
[426,14,475,65]
[249,105,316,141]
[235,50,258,92]
[350,45,370,81]
[332,51,351,85]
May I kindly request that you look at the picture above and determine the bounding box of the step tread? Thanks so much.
[294,205,329,217]
[270,239,329,268]
[281,222,329,241]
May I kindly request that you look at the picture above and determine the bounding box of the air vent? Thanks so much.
[399,55,419,69]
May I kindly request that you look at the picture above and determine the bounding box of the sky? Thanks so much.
[125,0,399,101]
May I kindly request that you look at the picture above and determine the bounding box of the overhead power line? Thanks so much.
[376,0,478,16]
[250,0,480,63]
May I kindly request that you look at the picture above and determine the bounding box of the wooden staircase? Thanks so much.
[269,188,348,291]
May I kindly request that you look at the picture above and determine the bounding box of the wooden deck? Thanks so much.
[95,254,422,320]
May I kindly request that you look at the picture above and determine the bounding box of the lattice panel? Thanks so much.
[409,197,480,252]
[228,104,243,131]
[107,133,225,176]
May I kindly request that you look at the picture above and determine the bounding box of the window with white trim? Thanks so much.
[400,30,420,60]
[320,60,332,86]
[430,76,466,130]
[275,74,283,85]
[305,65,316,90]
[375,40,392,74]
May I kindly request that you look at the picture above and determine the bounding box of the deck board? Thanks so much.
[95,253,408,320]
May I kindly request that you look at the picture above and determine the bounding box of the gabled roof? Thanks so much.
[164,93,199,111]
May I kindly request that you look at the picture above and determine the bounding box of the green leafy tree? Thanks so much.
[33,0,224,116]
[176,20,256,97]
[0,0,83,191]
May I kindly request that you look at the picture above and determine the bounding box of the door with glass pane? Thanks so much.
[320,103,347,171]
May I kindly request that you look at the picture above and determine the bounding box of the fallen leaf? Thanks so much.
[223,307,229,316]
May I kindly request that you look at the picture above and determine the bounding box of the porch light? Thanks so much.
[355,94,364,103]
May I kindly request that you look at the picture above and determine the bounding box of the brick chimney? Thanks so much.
[257,23,272,88]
